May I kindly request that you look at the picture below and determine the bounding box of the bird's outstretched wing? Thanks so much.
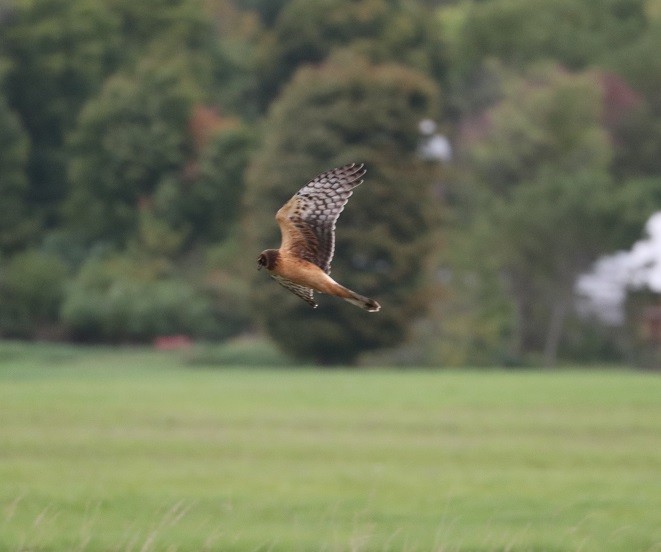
[276,163,365,274]
[271,275,317,308]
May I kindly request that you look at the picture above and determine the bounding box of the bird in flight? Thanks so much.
[257,163,381,312]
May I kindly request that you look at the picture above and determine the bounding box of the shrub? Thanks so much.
[0,250,68,337]
[61,257,220,342]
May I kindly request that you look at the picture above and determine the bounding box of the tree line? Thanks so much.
[1,0,659,365]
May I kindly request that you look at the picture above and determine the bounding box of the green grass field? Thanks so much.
[0,342,660,551]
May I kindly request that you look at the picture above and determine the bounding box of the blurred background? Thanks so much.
[0,0,660,367]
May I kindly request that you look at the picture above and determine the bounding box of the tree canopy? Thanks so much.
[0,0,659,365]
[453,65,660,364]
[245,52,442,363]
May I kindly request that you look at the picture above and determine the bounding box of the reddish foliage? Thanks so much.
[188,104,239,151]
[154,335,193,350]
[599,72,642,127]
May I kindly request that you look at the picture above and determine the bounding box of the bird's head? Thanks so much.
[257,249,278,271]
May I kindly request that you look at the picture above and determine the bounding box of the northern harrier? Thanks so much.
[257,163,381,312]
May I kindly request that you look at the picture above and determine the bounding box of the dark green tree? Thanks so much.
[0,90,34,252]
[66,52,255,251]
[451,0,646,71]
[1,0,121,225]
[177,123,256,244]
[0,249,68,338]
[233,0,289,25]
[254,0,442,111]
[106,0,214,54]
[244,51,443,364]
[65,53,201,246]
[1,0,225,229]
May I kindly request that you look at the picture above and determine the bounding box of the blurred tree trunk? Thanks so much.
[543,290,570,367]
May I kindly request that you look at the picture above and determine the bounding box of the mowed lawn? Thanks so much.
[0,344,660,551]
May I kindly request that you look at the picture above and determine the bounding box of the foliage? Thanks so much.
[65,53,201,245]
[60,255,219,342]
[245,51,442,364]
[451,0,646,71]
[455,66,655,364]
[234,0,289,25]
[604,20,661,178]
[177,122,256,244]
[105,0,217,57]
[1,0,122,224]
[0,90,34,252]
[0,0,224,228]
[198,237,256,341]
[0,0,660,363]
[428,261,517,367]
[0,250,68,337]
[605,18,661,107]
[441,0,648,119]
[466,66,610,186]
[254,0,442,110]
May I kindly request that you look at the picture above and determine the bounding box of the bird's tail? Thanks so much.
[338,286,381,312]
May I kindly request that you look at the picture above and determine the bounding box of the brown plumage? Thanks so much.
[257,163,381,312]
